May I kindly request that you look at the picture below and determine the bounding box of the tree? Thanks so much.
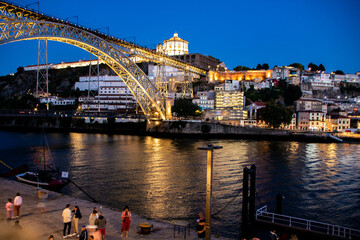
[289,63,304,71]
[308,62,319,71]
[172,98,201,118]
[335,70,344,75]
[284,84,302,106]
[256,64,262,70]
[319,64,325,72]
[233,65,251,71]
[262,63,269,70]
[258,101,293,128]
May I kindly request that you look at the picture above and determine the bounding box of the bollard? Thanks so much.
[276,193,284,214]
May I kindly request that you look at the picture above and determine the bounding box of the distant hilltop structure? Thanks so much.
[157,33,189,56]
[24,59,105,71]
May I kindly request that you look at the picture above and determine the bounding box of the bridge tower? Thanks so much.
[86,54,100,112]
[155,61,168,97]
[36,39,49,110]
[182,67,193,98]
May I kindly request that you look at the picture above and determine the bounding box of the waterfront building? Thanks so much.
[248,102,266,120]
[202,109,248,124]
[239,119,257,127]
[76,75,135,112]
[308,111,326,131]
[215,90,245,110]
[325,115,351,132]
[192,91,215,110]
[201,81,247,123]
[40,96,75,106]
[297,111,310,131]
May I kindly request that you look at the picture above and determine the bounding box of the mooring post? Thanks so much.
[241,167,249,239]
[276,193,284,214]
[249,165,256,231]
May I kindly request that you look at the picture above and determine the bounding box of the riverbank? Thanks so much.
[0,178,228,240]
[1,115,359,143]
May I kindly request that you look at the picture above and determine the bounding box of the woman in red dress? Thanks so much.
[121,206,131,238]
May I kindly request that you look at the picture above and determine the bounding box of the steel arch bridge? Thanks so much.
[0,0,208,120]
[0,20,166,119]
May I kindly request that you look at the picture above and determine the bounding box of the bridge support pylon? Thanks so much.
[36,39,49,110]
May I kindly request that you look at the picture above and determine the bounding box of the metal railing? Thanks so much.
[256,205,360,239]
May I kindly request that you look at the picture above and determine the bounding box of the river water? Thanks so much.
[1,131,359,238]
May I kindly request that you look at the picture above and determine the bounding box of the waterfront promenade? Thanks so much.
[0,178,227,240]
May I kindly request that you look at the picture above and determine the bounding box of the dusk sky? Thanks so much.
[0,0,359,76]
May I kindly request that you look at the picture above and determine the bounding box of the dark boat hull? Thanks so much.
[16,172,69,191]
[0,164,29,178]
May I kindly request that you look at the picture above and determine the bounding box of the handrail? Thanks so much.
[256,205,360,239]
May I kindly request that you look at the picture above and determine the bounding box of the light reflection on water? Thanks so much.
[1,131,360,238]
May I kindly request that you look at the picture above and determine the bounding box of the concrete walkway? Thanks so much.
[0,178,229,240]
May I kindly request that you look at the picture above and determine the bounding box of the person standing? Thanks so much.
[5,198,13,221]
[120,206,131,238]
[196,213,205,239]
[62,204,72,238]
[72,206,82,236]
[89,209,98,225]
[79,225,88,240]
[270,229,279,240]
[95,212,107,240]
[13,193,22,218]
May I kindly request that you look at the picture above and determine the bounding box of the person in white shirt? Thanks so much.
[62,204,72,238]
[14,193,22,218]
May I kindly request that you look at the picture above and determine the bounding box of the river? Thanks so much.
[0,130,359,238]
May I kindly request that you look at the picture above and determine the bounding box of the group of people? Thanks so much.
[270,230,298,240]
[61,204,131,239]
[5,193,23,221]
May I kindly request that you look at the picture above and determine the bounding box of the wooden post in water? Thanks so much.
[276,193,284,214]
[242,165,256,239]
[241,167,249,239]
[249,165,256,236]
[249,165,256,221]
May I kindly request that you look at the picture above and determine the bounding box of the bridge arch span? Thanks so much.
[0,20,166,119]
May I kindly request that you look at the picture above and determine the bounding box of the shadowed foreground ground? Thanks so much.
[0,178,229,240]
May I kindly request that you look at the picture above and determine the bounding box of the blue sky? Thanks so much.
[0,0,359,76]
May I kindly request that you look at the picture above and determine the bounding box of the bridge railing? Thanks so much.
[256,205,360,239]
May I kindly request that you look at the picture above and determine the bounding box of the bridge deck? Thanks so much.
[256,205,360,240]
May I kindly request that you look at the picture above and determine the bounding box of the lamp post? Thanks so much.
[198,144,223,240]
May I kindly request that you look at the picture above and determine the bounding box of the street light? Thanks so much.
[197,144,223,240]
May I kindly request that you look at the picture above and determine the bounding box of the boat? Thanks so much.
[15,130,70,191]
[16,170,69,191]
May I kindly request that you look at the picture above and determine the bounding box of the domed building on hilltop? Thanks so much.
[156,33,188,56]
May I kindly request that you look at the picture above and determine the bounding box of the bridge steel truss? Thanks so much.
[0,20,166,119]
[0,0,209,119]
[0,1,207,76]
